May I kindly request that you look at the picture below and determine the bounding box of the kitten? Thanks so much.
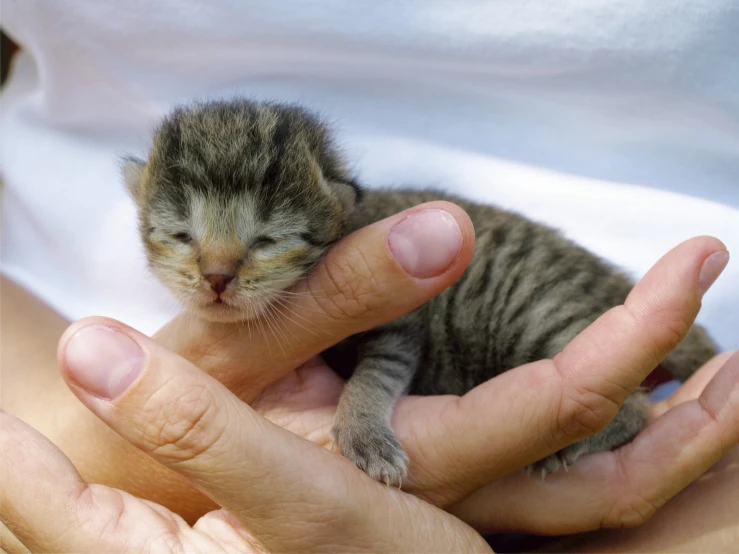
[124,99,718,486]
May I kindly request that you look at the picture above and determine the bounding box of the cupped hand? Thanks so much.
[0,323,491,553]
[8,199,737,537]
[194,228,738,534]
[154,207,737,533]
[448,350,739,534]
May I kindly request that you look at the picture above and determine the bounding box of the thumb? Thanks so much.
[157,201,475,393]
[56,317,488,552]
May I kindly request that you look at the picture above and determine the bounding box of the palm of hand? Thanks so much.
[250,356,343,448]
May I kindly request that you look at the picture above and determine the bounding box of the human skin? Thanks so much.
[2,205,738,551]
[0,320,491,552]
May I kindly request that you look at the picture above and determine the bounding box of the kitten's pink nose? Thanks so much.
[205,273,234,295]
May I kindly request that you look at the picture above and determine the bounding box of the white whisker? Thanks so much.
[269,306,301,357]
[255,310,272,356]
[262,306,288,358]
[268,295,327,315]
[274,297,322,338]
[279,288,329,297]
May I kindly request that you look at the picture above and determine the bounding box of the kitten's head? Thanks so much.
[123,100,361,322]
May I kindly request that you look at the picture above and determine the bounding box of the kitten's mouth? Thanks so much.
[196,306,236,323]
[195,296,270,323]
[198,300,243,322]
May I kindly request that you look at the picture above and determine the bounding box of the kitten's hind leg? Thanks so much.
[331,328,419,487]
[530,389,649,477]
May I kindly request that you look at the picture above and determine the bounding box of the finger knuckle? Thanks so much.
[600,458,661,529]
[139,379,226,463]
[627,303,692,354]
[603,493,659,528]
[552,365,623,442]
[559,393,608,440]
[310,244,383,322]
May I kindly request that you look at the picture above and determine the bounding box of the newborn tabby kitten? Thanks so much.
[124,99,717,486]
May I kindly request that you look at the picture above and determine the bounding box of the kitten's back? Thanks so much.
[343,188,716,392]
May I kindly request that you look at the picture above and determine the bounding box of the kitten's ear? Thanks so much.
[122,156,146,202]
[329,179,363,215]
[307,151,363,215]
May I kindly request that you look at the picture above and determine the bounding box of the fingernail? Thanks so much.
[64,325,144,400]
[698,251,729,297]
[388,209,463,278]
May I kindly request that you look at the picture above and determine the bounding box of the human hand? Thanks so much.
[218,233,739,535]
[0,321,491,553]
[448,350,739,534]
[6,198,735,536]
[158,231,738,535]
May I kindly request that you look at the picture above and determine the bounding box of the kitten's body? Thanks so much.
[124,100,717,486]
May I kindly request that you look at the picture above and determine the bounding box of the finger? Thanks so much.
[0,411,167,553]
[395,236,728,506]
[650,351,735,418]
[449,350,739,534]
[0,410,87,551]
[0,404,486,554]
[156,202,475,394]
[58,319,476,553]
[0,520,31,554]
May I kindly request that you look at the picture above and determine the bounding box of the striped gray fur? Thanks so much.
[126,99,718,487]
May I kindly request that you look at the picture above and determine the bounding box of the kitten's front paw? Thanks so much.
[331,418,409,488]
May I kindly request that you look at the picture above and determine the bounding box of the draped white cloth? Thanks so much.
[2,0,737,348]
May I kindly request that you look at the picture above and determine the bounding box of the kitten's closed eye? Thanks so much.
[251,236,276,249]
[172,232,193,244]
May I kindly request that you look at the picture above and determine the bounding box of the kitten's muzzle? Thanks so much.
[205,273,234,296]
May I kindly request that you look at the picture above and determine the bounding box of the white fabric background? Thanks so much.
[1,0,737,348]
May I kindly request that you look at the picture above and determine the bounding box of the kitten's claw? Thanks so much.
[527,446,584,478]
[381,474,403,489]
